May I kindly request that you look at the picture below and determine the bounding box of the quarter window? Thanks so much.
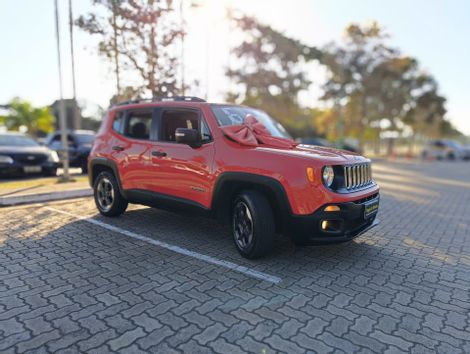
[112,111,124,133]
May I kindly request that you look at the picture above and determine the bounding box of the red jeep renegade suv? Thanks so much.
[89,96,380,259]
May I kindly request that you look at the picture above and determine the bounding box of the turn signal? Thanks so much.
[306,167,315,182]
[324,205,340,212]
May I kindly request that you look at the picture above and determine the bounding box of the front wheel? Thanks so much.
[93,171,128,217]
[232,190,275,259]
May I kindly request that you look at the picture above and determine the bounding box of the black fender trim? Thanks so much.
[126,189,210,216]
[88,157,127,198]
[211,172,293,230]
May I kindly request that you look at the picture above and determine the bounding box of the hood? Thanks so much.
[0,145,52,155]
[255,144,368,164]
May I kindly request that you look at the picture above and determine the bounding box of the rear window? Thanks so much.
[124,110,152,140]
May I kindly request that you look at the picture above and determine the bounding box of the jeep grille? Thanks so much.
[344,163,372,190]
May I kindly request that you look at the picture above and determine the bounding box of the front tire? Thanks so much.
[81,159,88,174]
[232,190,275,259]
[93,171,128,217]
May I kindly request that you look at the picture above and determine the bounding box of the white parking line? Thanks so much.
[45,207,282,284]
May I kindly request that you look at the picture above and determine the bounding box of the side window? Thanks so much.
[112,111,124,134]
[49,135,62,150]
[160,110,199,142]
[124,110,152,140]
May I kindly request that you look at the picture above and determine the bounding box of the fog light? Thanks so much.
[321,219,343,233]
[324,205,340,212]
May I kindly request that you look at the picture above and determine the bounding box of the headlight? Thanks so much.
[0,155,14,164]
[322,165,335,187]
[48,151,59,163]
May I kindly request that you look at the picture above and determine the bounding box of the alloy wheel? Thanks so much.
[233,201,254,250]
[96,177,114,212]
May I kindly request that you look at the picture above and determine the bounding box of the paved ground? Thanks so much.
[1,161,469,353]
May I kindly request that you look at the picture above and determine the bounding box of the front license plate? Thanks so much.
[364,198,379,218]
[24,166,42,173]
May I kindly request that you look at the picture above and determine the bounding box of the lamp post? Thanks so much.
[54,0,71,182]
[68,0,79,130]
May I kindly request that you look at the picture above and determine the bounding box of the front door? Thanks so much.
[146,107,215,208]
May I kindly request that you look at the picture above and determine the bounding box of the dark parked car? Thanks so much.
[47,130,95,173]
[0,132,59,177]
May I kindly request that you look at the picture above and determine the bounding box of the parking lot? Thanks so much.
[1,160,469,353]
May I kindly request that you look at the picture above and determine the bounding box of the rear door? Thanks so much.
[113,108,156,191]
[145,107,215,208]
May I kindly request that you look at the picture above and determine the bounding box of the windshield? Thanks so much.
[211,105,291,139]
[0,134,39,147]
[75,133,95,144]
[445,140,461,148]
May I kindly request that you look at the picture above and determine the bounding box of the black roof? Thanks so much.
[115,96,206,106]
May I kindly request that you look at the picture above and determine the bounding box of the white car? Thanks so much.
[422,140,470,160]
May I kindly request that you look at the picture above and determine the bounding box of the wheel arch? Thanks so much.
[211,172,292,232]
[89,158,126,197]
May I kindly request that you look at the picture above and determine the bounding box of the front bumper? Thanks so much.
[0,162,57,177]
[287,193,380,244]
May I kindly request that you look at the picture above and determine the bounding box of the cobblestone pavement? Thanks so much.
[1,161,469,353]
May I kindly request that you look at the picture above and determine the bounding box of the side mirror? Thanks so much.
[175,128,201,148]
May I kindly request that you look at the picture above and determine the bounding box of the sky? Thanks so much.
[0,0,469,135]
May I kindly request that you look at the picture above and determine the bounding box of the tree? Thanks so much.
[321,22,450,147]
[77,0,183,100]
[321,22,398,144]
[225,12,322,137]
[2,98,55,136]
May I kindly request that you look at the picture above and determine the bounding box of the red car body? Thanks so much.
[89,98,379,257]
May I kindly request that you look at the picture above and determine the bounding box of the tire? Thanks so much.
[447,152,455,160]
[93,171,128,217]
[44,168,57,177]
[231,190,275,259]
[81,159,88,174]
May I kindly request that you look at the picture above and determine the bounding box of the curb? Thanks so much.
[0,189,93,207]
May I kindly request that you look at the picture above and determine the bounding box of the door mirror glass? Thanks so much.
[175,128,201,148]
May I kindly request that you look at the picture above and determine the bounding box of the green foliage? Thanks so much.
[227,17,461,141]
[320,22,452,142]
[77,0,183,99]
[225,12,322,138]
[3,98,55,136]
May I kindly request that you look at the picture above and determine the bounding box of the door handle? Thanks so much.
[112,146,125,151]
[152,151,167,157]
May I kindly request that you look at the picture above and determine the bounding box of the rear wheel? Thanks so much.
[93,171,128,217]
[231,190,275,259]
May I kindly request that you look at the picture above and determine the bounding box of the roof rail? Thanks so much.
[158,96,206,102]
[115,96,206,106]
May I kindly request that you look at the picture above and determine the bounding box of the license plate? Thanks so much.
[24,166,42,173]
[364,198,379,218]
